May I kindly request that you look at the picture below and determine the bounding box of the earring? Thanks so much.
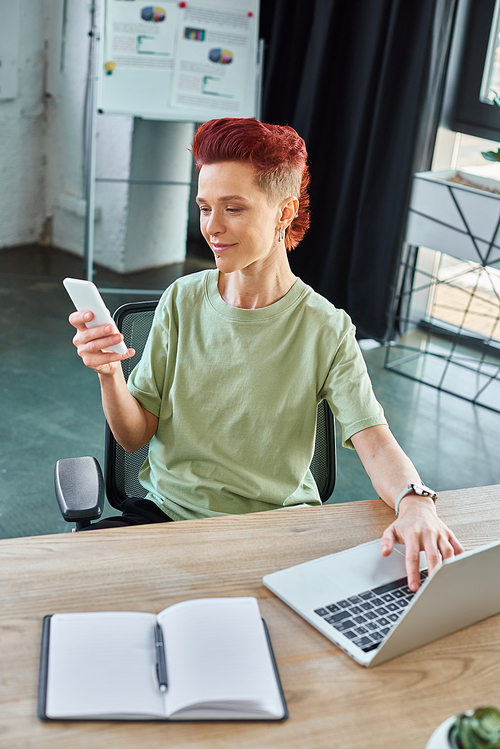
[279,227,285,242]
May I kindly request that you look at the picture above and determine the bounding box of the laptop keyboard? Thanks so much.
[314,569,428,653]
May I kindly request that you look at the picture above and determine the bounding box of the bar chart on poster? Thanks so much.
[99,0,260,121]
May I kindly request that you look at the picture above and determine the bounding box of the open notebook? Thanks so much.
[38,597,287,721]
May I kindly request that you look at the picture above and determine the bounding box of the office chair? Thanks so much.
[55,300,337,530]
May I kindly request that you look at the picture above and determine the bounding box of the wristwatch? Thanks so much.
[394,483,438,516]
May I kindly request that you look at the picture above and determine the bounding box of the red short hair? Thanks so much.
[191,118,310,250]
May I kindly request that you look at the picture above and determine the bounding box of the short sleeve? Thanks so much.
[127,298,171,418]
[319,324,387,449]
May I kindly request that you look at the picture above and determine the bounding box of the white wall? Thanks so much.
[0,0,46,248]
[0,0,192,273]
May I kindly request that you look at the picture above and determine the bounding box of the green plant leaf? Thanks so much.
[449,708,500,749]
[481,149,500,162]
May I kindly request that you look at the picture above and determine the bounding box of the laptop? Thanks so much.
[263,537,500,666]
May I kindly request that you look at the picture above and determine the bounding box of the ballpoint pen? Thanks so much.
[155,623,168,692]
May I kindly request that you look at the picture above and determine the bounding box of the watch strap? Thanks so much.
[394,483,438,516]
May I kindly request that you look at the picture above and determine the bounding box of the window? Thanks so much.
[449,0,500,140]
[480,0,500,102]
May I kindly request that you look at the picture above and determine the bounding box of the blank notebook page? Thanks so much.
[46,612,165,719]
[158,597,283,718]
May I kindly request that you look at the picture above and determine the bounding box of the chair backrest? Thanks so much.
[105,300,336,509]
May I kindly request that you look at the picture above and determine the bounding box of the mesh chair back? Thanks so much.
[310,398,336,501]
[105,300,336,509]
[105,302,156,508]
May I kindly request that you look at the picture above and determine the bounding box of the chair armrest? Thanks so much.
[54,457,104,522]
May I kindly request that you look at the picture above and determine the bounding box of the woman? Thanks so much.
[70,118,463,590]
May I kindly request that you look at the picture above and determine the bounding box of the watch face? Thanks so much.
[413,484,437,499]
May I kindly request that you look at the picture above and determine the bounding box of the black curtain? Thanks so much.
[260,0,457,341]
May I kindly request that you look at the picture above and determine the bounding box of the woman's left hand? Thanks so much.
[380,496,464,591]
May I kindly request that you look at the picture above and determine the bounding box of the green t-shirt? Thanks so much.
[127,270,386,520]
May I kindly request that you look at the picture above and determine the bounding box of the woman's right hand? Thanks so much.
[69,311,135,376]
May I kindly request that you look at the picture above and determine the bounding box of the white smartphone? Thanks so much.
[63,278,129,355]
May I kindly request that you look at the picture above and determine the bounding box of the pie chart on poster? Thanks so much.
[209,48,234,65]
[141,6,166,22]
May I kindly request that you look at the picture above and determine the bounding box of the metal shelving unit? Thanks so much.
[385,241,500,413]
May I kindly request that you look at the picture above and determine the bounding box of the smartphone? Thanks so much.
[63,278,129,355]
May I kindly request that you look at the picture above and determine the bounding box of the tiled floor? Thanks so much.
[1,244,499,539]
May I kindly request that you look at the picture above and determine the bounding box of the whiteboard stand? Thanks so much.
[83,0,99,284]
[82,12,176,296]
[255,38,264,122]
[83,0,263,296]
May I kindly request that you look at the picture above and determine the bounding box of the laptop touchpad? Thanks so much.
[311,540,409,595]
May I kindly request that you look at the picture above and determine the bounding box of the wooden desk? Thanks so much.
[1,485,499,749]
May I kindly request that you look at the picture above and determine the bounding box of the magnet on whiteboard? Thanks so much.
[104,61,116,75]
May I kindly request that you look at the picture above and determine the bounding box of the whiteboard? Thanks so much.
[98,0,260,121]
